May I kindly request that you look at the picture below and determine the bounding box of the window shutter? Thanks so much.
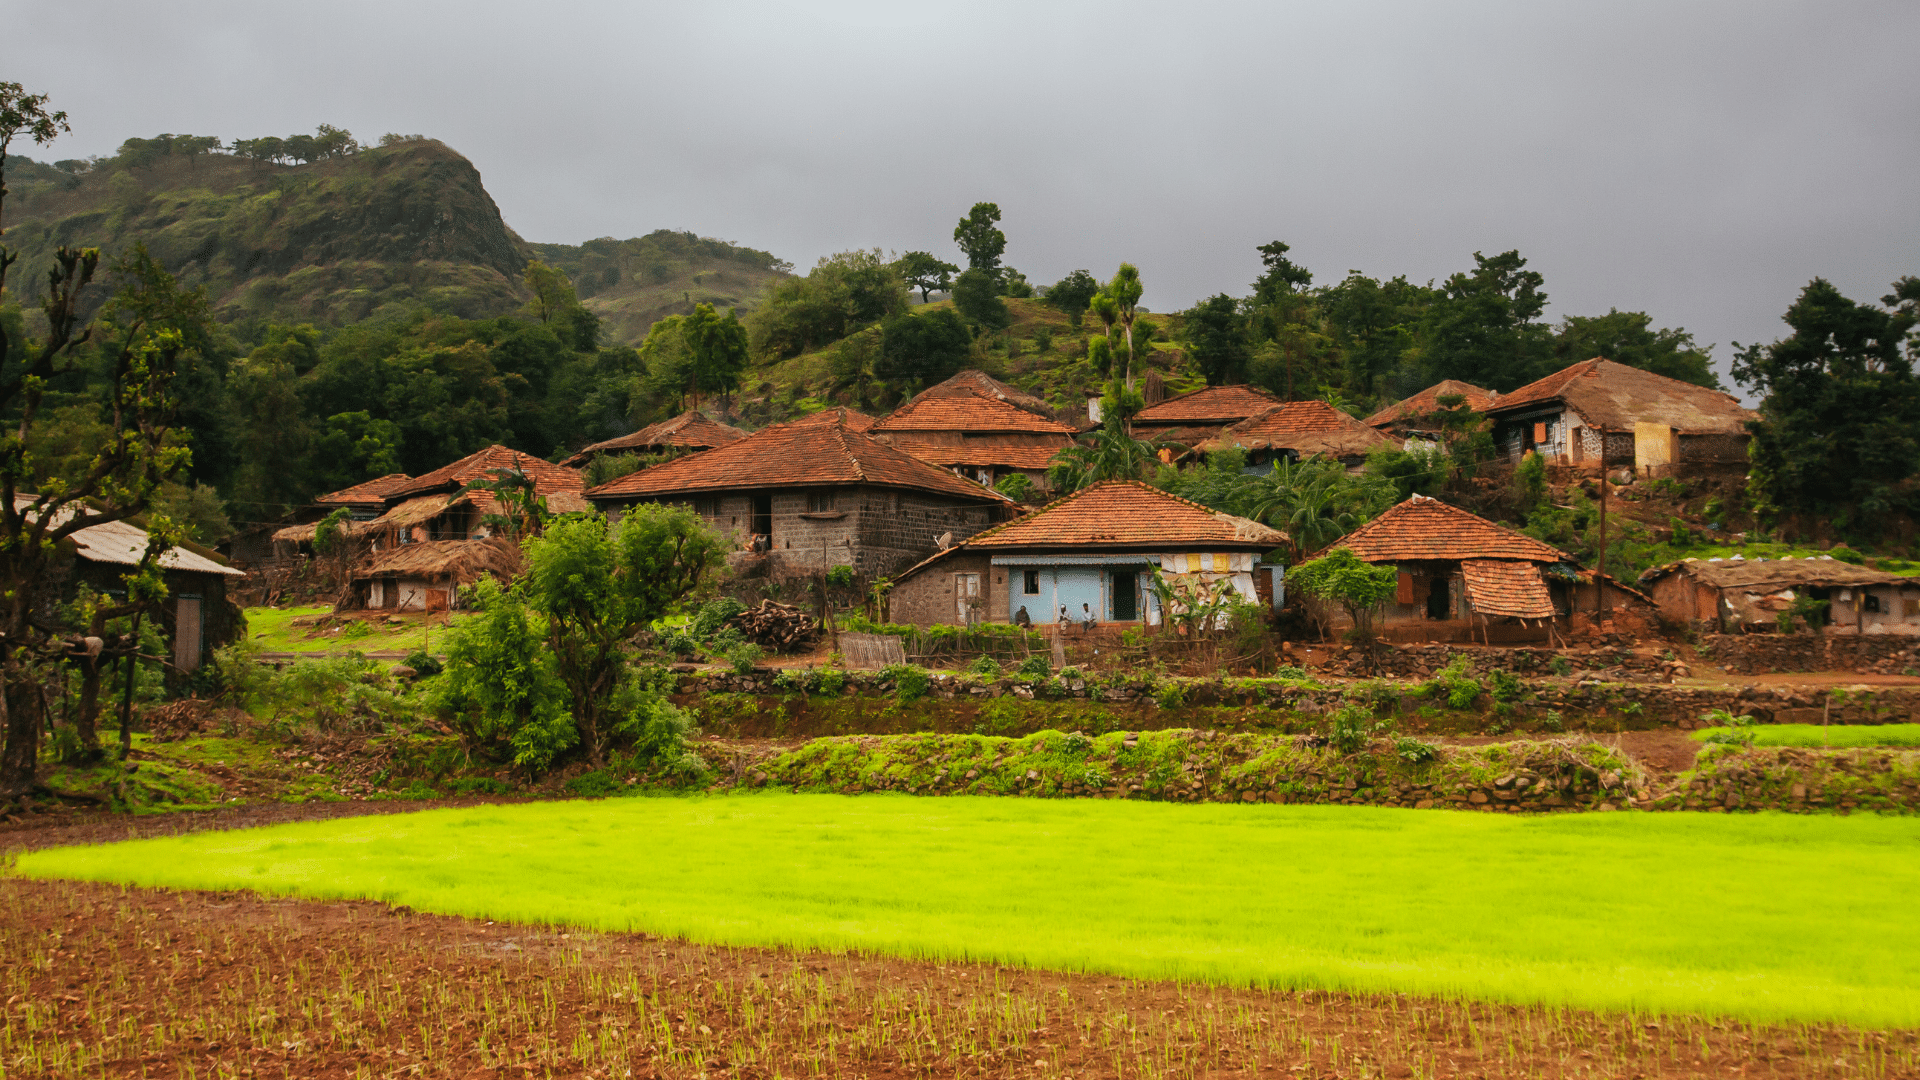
[1533,422,1548,443]
[1395,570,1414,605]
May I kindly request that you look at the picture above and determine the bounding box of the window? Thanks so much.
[1863,592,1883,614]
[1023,569,1041,595]
[693,499,718,517]
[808,491,835,513]
[1906,598,1920,618]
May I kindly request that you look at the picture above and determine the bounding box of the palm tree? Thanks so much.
[1245,458,1391,556]
[1047,417,1164,491]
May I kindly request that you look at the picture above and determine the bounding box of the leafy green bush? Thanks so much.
[1017,655,1052,680]
[1701,708,1755,728]
[564,770,624,796]
[690,597,748,639]
[966,654,1003,678]
[1393,737,1439,765]
[1539,710,1565,732]
[881,663,931,701]
[1058,666,1084,683]
[403,649,443,678]
[1487,669,1524,704]
[726,641,764,675]
[1328,704,1388,754]
[1271,665,1309,680]
[1426,655,1483,709]
[1154,680,1186,710]
[1061,731,1094,756]
[826,564,857,588]
[1548,655,1573,677]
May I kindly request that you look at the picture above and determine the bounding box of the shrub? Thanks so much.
[1487,668,1523,704]
[1539,710,1565,732]
[1154,680,1187,710]
[726,641,764,675]
[1393,737,1439,765]
[881,663,931,701]
[1427,655,1483,709]
[690,597,748,639]
[1547,655,1573,676]
[1271,665,1309,680]
[1061,731,1094,755]
[564,770,624,797]
[1328,704,1387,754]
[966,654,1003,679]
[1017,655,1052,680]
[403,649,443,678]
[1701,707,1755,728]
[1058,666,1084,683]
[816,666,845,696]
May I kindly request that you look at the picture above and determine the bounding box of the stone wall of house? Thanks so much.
[1677,432,1750,463]
[666,486,998,580]
[889,552,995,628]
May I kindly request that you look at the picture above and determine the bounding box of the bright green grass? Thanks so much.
[246,606,462,654]
[1693,723,1920,748]
[14,796,1920,1027]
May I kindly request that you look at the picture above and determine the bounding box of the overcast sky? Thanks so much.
[9,1,1918,391]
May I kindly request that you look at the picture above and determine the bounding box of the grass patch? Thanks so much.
[246,605,460,654]
[1693,723,1920,748]
[15,795,1920,1027]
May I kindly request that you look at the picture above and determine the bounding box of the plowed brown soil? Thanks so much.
[4,804,1917,1079]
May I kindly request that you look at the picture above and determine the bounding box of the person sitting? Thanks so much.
[1080,603,1099,632]
[1013,606,1032,628]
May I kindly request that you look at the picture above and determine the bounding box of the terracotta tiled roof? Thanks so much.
[898,370,1054,418]
[959,482,1284,550]
[583,411,1011,504]
[894,444,1065,470]
[387,446,584,501]
[560,411,747,465]
[1462,559,1556,619]
[316,473,414,505]
[1134,384,1280,426]
[1485,358,1751,434]
[783,407,877,433]
[875,390,1075,434]
[1365,381,1498,429]
[1208,401,1393,459]
[1323,495,1566,563]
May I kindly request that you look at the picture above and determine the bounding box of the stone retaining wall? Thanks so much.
[1700,633,1920,675]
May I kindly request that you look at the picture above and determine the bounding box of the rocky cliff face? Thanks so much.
[2,140,529,325]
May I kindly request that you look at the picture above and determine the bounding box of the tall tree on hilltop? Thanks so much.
[1554,308,1720,389]
[1733,276,1920,533]
[953,202,1006,272]
[1107,264,1144,388]
[1045,269,1100,328]
[1181,293,1251,386]
[1419,249,1554,392]
[895,251,957,303]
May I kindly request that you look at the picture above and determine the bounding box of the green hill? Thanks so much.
[527,232,791,346]
[1,140,791,345]
[2,139,527,327]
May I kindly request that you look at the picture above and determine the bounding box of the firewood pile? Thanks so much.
[727,600,818,650]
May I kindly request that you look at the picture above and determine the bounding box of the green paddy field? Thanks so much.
[14,795,1918,1027]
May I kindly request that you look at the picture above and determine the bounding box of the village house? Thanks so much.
[583,409,1017,579]
[261,472,415,563]
[28,506,247,675]
[870,371,1076,490]
[1129,384,1282,446]
[343,446,587,612]
[558,409,748,468]
[1640,557,1920,635]
[1365,380,1498,442]
[1315,495,1650,643]
[888,482,1286,630]
[1482,359,1752,472]
[1201,400,1394,471]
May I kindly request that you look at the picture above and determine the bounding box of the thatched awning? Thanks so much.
[368,495,459,530]
[353,538,521,584]
[1462,559,1556,620]
[272,520,364,544]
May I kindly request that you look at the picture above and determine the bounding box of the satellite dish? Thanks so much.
[936,531,953,550]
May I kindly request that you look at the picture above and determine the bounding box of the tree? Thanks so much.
[1419,250,1554,391]
[1045,269,1099,327]
[1251,240,1313,308]
[877,307,972,385]
[519,507,725,766]
[438,577,575,772]
[1182,293,1251,385]
[999,268,1033,298]
[0,82,67,232]
[747,249,908,357]
[953,202,1006,272]
[950,267,1008,331]
[1554,308,1719,389]
[1732,276,1920,530]
[684,302,750,405]
[1106,264,1144,387]
[1243,458,1392,556]
[1046,416,1162,491]
[1289,547,1398,642]
[523,259,579,325]
[895,251,957,303]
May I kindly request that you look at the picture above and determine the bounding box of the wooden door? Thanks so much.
[174,596,203,672]
[954,573,981,624]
